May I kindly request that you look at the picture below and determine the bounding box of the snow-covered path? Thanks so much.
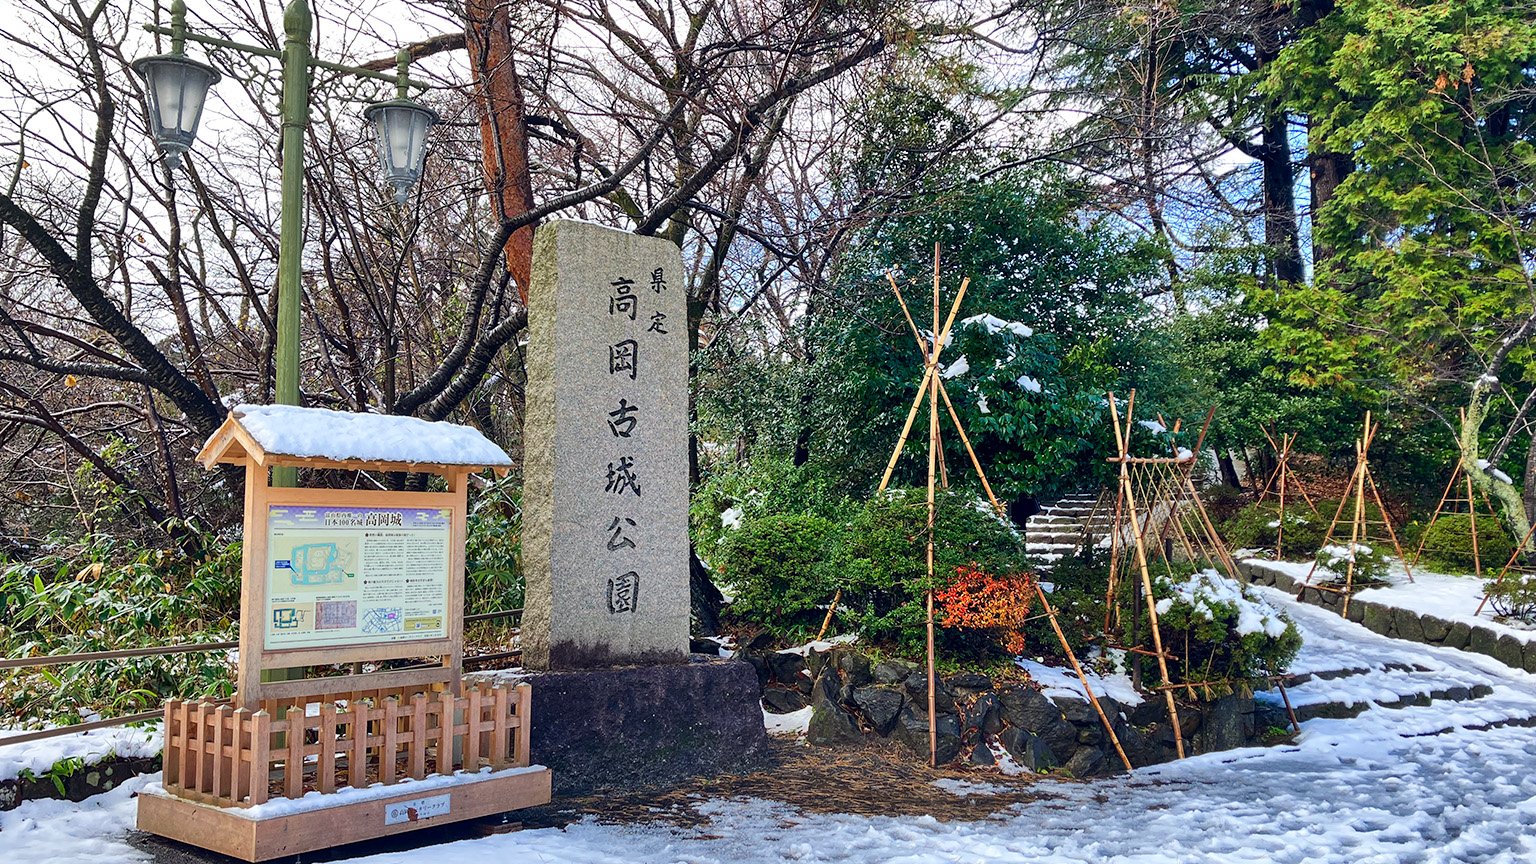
[5,592,1536,864]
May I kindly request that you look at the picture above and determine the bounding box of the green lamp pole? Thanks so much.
[135,0,439,487]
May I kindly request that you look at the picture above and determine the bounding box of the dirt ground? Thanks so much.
[512,737,1062,830]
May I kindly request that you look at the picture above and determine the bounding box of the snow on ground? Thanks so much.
[1016,653,1144,707]
[0,723,161,783]
[930,778,1007,797]
[775,633,857,657]
[762,706,812,737]
[1355,566,1536,640]
[8,592,1536,863]
[0,772,156,863]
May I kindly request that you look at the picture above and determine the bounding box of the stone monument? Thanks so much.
[522,219,690,669]
[515,219,769,795]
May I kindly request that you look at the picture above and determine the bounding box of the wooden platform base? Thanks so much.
[137,766,552,862]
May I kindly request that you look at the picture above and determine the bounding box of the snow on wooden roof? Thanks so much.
[197,404,513,472]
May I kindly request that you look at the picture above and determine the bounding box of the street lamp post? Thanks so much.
[135,0,439,487]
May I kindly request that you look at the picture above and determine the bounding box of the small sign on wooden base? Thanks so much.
[138,406,551,860]
[137,765,552,862]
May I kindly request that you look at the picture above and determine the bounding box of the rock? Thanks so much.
[1419,613,1450,643]
[1194,694,1248,752]
[1361,603,1393,636]
[1525,642,1536,675]
[891,706,962,765]
[849,685,905,736]
[1469,626,1499,657]
[904,672,956,713]
[831,649,873,688]
[946,673,993,695]
[1444,620,1472,649]
[762,687,808,714]
[767,651,808,686]
[963,693,1003,738]
[1494,634,1526,670]
[873,660,917,685]
[741,651,770,687]
[1345,600,1365,623]
[1393,607,1425,642]
[1115,723,1162,768]
[1059,695,1119,727]
[806,670,862,745]
[807,702,863,745]
[1063,746,1105,777]
[1041,718,1081,756]
[999,687,1062,732]
[805,648,833,679]
[521,659,769,795]
[998,727,1056,771]
[1128,698,1166,728]
[968,741,997,766]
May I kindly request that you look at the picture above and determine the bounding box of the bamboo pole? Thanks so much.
[1035,583,1132,772]
[1477,517,1536,615]
[1411,464,1461,566]
[924,243,940,767]
[1110,391,1185,759]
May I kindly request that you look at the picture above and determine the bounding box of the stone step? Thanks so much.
[1272,661,1497,723]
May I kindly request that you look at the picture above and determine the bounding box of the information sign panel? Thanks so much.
[265,505,451,649]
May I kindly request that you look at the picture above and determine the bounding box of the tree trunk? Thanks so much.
[465,0,536,302]
[1463,385,1533,551]
[1217,449,1242,489]
[1260,109,1304,285]
[690,546,724,636]
[1523,433,1536,530]
[1307,116,1352,273]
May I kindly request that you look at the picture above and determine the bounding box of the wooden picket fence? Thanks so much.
[162,682,531,807]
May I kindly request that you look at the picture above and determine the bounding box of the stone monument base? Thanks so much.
[498,656,769,795]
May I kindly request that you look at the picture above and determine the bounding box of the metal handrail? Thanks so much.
[0,608,525,748]
[0,641,238,670]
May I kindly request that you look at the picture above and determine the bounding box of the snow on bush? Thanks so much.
[1316,542,1388,584]
[1150,569,1302,684]
[1155,570,1289,639]
[960,313,1033,338]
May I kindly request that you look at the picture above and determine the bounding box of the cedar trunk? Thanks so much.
[466,0,536,302]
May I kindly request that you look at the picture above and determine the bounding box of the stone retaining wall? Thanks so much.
[742,644,1288,776]
[1238,559,1536,674]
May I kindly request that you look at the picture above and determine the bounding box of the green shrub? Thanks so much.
[465,475,524,615]
[1023,558,1108,662]
[1222,501,1327,560]
[1202,484,1248,525]
[0,531,241,725]
[1149,569,1302,686]
[1314,541,1389,586]
[1484,572,1536,623]
[1416,514,1515,576]
[835,488,1028,652]
[716,514,843,638]
[691,457,851,555]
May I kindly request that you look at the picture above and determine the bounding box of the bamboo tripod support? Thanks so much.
[1479,518,1536,616]
[830,246,1131,771]
[1107,391,1186,759]
[1296,413,1414,618]
[1257,428,1318,560]
[1413,413,1497,579]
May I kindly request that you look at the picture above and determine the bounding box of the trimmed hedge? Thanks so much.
[1417,513,1515,575]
